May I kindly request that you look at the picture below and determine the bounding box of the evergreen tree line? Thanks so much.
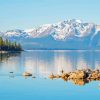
[0,37,22,51]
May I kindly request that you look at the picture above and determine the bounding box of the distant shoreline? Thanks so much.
[23,48,100,51]
[24,49,100,51]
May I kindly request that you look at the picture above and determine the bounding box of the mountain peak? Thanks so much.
[0,19,99,50]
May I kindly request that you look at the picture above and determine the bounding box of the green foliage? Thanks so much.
[0,37,3,46]
[0,37,22,51]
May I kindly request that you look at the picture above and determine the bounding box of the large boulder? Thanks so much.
[69,70,86,79]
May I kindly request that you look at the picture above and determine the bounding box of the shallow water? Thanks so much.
[0,50,100,100]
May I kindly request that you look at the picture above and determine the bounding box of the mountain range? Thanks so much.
[0,19,100,50]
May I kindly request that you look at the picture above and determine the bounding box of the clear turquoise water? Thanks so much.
[0,50,100,100]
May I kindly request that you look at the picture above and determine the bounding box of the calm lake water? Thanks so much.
[0,50,100,100]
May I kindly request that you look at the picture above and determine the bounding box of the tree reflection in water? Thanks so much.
[0,52,21,62]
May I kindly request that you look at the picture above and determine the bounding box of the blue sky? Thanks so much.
[0,0,100,31]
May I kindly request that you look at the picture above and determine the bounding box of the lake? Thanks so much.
[0,50,100,100]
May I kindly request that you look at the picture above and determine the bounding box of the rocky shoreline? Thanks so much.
[49,69,100,86]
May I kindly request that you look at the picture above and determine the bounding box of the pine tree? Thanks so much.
[0,37,22,51]
[0,37,4,50]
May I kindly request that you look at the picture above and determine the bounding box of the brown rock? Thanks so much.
[55,75,61,78]
[62,73,69,78]
[69,70,86,79]
[68,72,77,79]
[22,72,32,76]
[49,73,55,79]
[89,71,100,79]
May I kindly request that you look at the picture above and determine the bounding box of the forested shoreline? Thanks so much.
[0,37,22,52]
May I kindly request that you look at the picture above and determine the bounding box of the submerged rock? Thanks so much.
[9,72,14,73]
[32,76,36,78]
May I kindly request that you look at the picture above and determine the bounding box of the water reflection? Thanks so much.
[68,79,89,86]
[0,52,21,62]
[23,50,100,77]
[0,50,100,77]
[0,52,21,74]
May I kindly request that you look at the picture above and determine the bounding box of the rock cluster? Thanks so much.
[49,69,100,85]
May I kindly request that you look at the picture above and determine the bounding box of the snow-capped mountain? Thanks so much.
[0,19,100,50]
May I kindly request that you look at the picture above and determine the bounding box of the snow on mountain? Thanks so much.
[1,19,96,40]
[24,24,53,38]
[3,29,29,38]
[0,19,100,49]
[52,19,95,40]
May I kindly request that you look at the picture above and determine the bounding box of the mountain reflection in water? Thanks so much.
[0,50,100,79]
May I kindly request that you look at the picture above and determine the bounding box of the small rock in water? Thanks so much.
[49,73,55,79]
[9,72,13,73]
[22,72,32,76]
[55,75,61,78]
[32,76,36,78]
